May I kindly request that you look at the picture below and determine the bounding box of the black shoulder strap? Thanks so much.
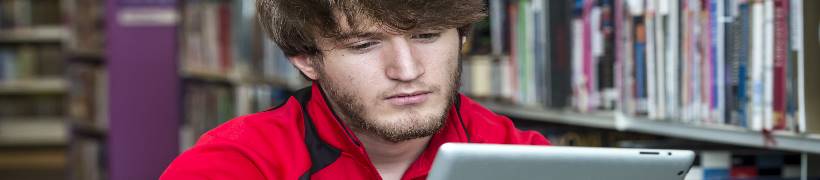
[293,87,341,180]
[454,95,470,143]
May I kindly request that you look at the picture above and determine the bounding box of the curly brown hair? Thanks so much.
[256,0,487,57]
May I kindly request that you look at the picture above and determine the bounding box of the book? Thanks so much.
[461,0,809,134]
[64,0,105,52]
[749,0,765,131]
[701,151,731,180]
[772,0,789,130]
[548,0,575,108]
[762,0,775,131]
[801,0,819,134]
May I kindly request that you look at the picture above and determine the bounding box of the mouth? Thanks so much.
[385,91,432,106]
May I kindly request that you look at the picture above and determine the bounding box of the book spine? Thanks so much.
[772,0,789,130]
[664,0,680,119]
[725,0,738,125]
[508,2,520,103]
[635,15,648,115]
[645,0,657,119]
[581,0,595,111]
[716,0,727,124]
[749,0,765,131]
[787,0,801,132]
[762,0,775,130]
[219,3,232,73]
[572,17,585,111]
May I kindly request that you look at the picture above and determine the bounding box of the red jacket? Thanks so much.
[161,84,549,180]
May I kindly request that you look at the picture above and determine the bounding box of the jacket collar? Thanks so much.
[304,82,470,179]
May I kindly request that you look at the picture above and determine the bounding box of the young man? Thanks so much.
[161,0,549,179]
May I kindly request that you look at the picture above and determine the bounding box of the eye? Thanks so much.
[411,32,441,42]
[348,41,379,52]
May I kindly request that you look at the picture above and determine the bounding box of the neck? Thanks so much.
[355,132,431,180]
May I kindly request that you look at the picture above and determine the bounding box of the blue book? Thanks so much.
[635,42,646,100]
[736,2,751,128]
[710,0,719,115]
[634,16,647,103]
[703,168,730,180]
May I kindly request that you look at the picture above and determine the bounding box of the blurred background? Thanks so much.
[0,0,819,179]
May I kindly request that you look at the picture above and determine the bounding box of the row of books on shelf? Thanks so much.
[235,84,292,116]
[68,137,106,180]
[179,0,303,84]
[62,0,105,53]
[0,45,63,81]
[0,95,64,117]
[180,82,293,149]
[0,0,61,29]
[182,82,235,140]
[462,0,819,134]
[614,0,806,132]
[688,151,804,180]
[67,63,107,129]
[518,123,814,179]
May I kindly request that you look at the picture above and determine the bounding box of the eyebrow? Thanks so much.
[334,32,384,41]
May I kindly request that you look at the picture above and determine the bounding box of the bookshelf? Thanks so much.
[462,0,820,178]
[0,78,68,94]
[0,26,66,43]
[482,101,820,154]
[176,0,309,151]
[97,0,819,179]
[0,118,66,146]
[0,0,72,179]
[463,0,820,148]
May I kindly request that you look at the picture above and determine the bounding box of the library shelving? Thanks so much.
[101,0,820,179]
[0,0,70,179]
[481,101,820,154]
[176,0,308,151]
[460,0,820,178]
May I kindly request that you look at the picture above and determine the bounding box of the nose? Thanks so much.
[384,37,425,82]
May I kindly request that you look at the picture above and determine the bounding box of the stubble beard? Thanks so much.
[317,61,461,143]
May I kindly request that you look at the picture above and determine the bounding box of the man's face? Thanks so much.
[310,27,462,142]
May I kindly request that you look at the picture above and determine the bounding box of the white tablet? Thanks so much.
[428,143,696,180]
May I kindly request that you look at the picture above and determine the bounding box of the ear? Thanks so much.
[288,55,320,80]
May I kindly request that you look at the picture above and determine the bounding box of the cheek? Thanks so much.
[321,55,385,101]
[416,43,460,82]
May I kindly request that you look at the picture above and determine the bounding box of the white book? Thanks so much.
[646,1,657,119]
[763,0,775,130]
[749,0,765,131]
[489,0,504,55]
[620,7,637,115]
[235,85,252,116]
[790,0,808,133]
[700,151,731,169]
[572,19,586,111]
[716,0,727,125]
[684,166,704,180]
[793,0,806,132]
[471,56,493,98]
[654,0,667,119]
[695,0,704,123]
[666,0,680,120]
[527,3,538,107]
[590,6,603,109]
[500,56,514,100]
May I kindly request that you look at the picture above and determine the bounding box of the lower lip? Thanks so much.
[386,93,430,106]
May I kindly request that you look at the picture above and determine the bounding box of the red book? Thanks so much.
[218,3,232,73]
[507,3,518,103]
[772,0,789,130]
[730,166,758,179]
